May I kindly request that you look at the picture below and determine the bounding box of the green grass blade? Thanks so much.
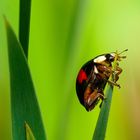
[4,18,46,140]
[19,0,31,57]
[92,84,114,140]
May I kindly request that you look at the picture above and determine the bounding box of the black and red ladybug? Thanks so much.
[76,49,128,111]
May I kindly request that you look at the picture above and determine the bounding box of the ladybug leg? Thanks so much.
[96,65,114,77]
[117,55,127,61]
[107,79,121,88]
[84,87,105,111]
[97,65,113,73]
[116,66,122,75]
[99,92,106,108]
[97,64,122,88]
[113,66,122,81]
[95,89,106,108]
[108,65,122,85]
[87,91,105,106]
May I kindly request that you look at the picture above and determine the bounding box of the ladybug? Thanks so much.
[76,49,128,111]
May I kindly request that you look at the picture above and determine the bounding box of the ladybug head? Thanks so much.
[105,53,115,62]
[107,49,128,62]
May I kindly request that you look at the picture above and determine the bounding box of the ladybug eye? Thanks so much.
[106,53,115,62]
[110,53,115,57]
[109,54,115,61]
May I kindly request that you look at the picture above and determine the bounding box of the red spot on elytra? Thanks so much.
[77,69,87,83]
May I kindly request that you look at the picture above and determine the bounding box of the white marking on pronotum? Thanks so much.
[94,66,98,74]
[94,55,106,63]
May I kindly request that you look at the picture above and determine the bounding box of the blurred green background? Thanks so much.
[0,0,140,140]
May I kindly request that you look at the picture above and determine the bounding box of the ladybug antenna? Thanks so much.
[118,49,128,55]
[116,49,128,60]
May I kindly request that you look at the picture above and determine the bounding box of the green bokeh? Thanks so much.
[1,0,140,140]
